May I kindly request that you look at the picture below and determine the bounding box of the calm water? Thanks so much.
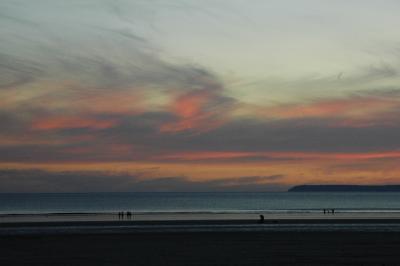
[1,192,400,214]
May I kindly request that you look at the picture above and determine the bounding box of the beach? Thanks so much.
[2,193,400,265]
[4,209,400,223]
[2,219,400,265]
[1,229,400,265]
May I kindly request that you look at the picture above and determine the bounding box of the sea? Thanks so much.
[3,192,400,234]
[2,191,400,214]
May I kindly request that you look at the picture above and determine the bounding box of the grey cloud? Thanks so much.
[0,0,225,94]
[244,60,400,102]
[0,145,73,163]
[0,53,43,89]
[2,112,400,163]
[354,87,400,98]
[107,112,400,154]
[2,0,400,164]
[0,111,29,135]
[188,118,400,153]
[132,176,287,192]
[206,175,284,185]
[0,169,137,193]
[0,169,287,193]
[362,62,398,80]
[95,26,149,43]
[0,10,38,27]
[0,0,232,155]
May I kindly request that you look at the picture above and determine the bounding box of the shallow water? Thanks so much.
[0,192,400,219]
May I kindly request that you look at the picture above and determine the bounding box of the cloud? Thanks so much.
[0,169,286,192]
[160,89,235,133]
[0,111,28,135]
[190,118,400,153]
[0,0,231,109]
[0,53,43,90]
[1,0,400,192]
[2,102,400,163]
[132,175,286,192]
[154,151,400,162]
[31,115,119,131]
[251,91,400,128]
[0,0,239,158]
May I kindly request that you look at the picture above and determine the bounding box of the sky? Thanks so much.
[1,0,400,192]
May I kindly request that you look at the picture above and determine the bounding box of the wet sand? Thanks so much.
[3,211,400,223]
[1,231,400,265]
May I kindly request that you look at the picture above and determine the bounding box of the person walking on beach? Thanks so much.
[258,214,265,224]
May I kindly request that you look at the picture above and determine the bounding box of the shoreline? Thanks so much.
[4,218,400,236]
[4,211,400,224]
[5,217,400,226]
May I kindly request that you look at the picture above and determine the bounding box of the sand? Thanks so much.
[1,231,399,265]
[4,211,400,224]
[1,218,400,266]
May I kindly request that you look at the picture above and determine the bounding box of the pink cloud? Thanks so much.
[32,116,119,130]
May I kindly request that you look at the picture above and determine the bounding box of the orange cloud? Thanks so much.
[156,150,400,161]
[173,91,210,118]
[159,151,258,160]
[2,157,400,188]
[160,91,226,133]
[32,116,118,130]
[252,96,400,127]
[5,81,146,117]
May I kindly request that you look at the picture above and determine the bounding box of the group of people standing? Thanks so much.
[323,209,335,214]
[118,211,133,220]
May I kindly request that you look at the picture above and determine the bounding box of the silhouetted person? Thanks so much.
[323,209,326,214]
[332,209,335,214]
[258,214,265,224]
[127,211,132,220]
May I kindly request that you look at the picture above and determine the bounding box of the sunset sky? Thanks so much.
[1,0,400,192]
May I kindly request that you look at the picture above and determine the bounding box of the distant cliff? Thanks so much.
[288,185,400,192]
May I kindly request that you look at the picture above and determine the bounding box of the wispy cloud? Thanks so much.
[2,0,400,190]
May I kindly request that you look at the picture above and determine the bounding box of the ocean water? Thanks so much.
[1,192,400,215]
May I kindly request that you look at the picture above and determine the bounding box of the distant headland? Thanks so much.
[288,185,400,192]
